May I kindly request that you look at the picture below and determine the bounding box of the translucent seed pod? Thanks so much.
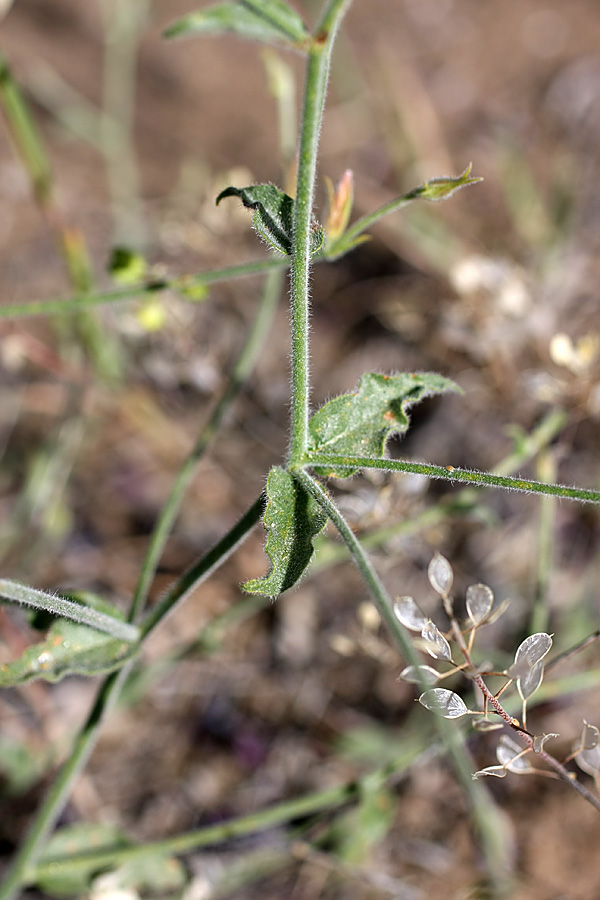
[393,596,427,632]
[418,688,468,718]
[421,619,452,662]
[428,552,454,597]
[465,583,494,625]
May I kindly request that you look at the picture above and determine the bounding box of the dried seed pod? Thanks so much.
[497,734,532,773]
[400,664,440,685]
[393,596,427,632]
[428,552,453,597]
[418,688,468,718]
[508,633,553,681]
[421,619,452,662]
[465,583,494,625]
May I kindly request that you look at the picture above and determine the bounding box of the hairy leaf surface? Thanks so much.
[0,595,138,686]
[307,371,460,476]
[243,466,327,596]
[217,183,323,256]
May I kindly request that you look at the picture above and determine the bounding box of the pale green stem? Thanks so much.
[0,667,128,900]
[304,455,600,504]
[139,493,265,639]
[0,258,285,319]
[296,470,513,893]
[31,736,423,884]
[0,496,264,900]
[0,581,138,643]
[288,0,352,465]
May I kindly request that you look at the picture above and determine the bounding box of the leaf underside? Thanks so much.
[0,598,138,686]
[243,466,328,596]
[307,371,460,476]
[216,183,324,256]
[164,0,309,48]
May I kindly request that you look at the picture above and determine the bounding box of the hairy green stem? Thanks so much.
[31,735,424,884]
[139,493,265,639]
[305,455,600,504]
[295,470,414,658]
[0,581,139,642]
[288,0,351,465]
[297,470,513,892]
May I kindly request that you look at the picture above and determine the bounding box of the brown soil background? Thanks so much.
[1,1,600,898]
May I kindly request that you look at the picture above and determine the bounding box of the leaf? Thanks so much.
[0,595,139,686]
[393,595,428,632]
[307,371,460,476]
[106,855,188,899]
[164,0,309,48]
[405,163,483,202]
[466,582,494,625]
[242,466,327,596]
[216,183,324,256]
[421,619,452,662]
[427,552,453,597]
[36,823,129,898]
[419,688,468,718]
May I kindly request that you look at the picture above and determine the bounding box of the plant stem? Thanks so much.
[0,258,285,319]
[0,667,127,900]
[0,496,265,900]
[295,470,415,659]
[31,736,423,884]
[288,0,351,466]
[0,581,139,642]
[304,455,600,504]
[296,470,513,893]
[129,266,283,621]
[139,493,265,639]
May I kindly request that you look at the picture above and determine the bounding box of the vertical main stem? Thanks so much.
[288,0,351,466]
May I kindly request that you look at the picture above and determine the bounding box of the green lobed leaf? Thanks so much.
[242,466,327,596]
[0,594,139,686]
[307,371,461,476]
[35,823,129,898]
[116,856,188,898]
[164,0,309,49]
[216,183,324,256]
